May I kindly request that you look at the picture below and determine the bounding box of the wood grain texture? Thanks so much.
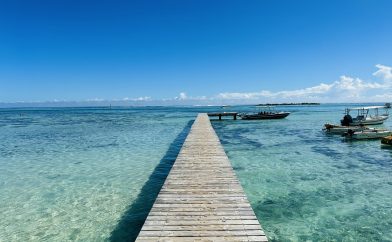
[136,114,267,242]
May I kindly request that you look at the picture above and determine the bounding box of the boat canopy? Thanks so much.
[347,106,386,110]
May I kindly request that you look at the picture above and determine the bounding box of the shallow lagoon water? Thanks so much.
[1,105,392,241]
[0,107,194,241]
[213,104,392,241]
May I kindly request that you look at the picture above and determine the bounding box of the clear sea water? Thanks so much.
[1,104,392,241]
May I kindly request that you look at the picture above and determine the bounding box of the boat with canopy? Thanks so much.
[340,106,389,126]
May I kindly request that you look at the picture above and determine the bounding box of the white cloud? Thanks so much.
[174,92,188,100]
[373,93,392,99]
[216,91,271,100]
[173,92,208,101]
[64,64,392,105]
[126,96,151,101]
[214,64,392,103]
[87,96,152,102]
[6,64,391,106]
[179,92,187,100]
[373,64,392,83]
[86,98,105,102]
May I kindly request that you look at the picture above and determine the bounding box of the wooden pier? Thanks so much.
[208,112,238,120]
[136,113,267,241]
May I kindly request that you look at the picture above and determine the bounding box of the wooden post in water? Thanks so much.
[136,113,267,241]
[207,112,238,120]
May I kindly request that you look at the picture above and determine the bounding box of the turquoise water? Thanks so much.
[1,105,392,241]
[0,107,194,241]
[213,104,392,242]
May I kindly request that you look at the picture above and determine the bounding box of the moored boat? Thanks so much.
[241,112,290,120]
[341,106,389,126]
[343,129,392,140]
[381,136,392,145]
[323,123,370,134]
[240,106,290,120]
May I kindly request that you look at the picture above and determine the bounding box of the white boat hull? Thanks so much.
[341,106,389,126]
[350,115,389,126]
[323,125,368,134]
[345,130,392,140]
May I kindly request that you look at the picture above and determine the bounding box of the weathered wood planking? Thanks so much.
[136,113,267,242]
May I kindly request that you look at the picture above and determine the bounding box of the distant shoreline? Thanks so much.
[256,102,320,106]
[3,102,392,109]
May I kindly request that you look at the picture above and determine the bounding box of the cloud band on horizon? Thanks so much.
[183,64,392,103]
[1,64,392,106]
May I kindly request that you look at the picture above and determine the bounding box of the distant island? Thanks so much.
[256,102,320,106]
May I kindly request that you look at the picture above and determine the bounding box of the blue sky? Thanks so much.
[1,0,392,104]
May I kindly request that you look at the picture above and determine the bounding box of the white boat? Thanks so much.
[323,123,371,134]
[341,106,389,126]
[343,129,392,140]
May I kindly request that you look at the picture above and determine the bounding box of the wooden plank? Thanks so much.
[137,236,268,242]
[136,113,268,241]
[143,220,261,226]
[147,211,257,216]
[138,230,265,237]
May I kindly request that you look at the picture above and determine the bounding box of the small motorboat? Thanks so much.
[241,112,290,120]
[323,123,370,135]
[341,106,389,126]
[343,129,392,140]
[381,136,392,145]
[240,106,290,120]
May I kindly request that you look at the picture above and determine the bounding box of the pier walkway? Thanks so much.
[208,112,238,120]
[136,113,267,241]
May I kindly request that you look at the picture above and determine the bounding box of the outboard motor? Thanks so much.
[347,129,355,136]
[342,129,355,137]
[341,114,353,126]
[324,123,334,130]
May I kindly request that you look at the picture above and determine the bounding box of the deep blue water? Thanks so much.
[1,104,392,241]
